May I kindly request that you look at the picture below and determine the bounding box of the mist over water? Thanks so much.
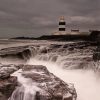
[27,58,100,100]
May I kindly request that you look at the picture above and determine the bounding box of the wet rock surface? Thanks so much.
[0,63,77,100]
[0,64,18,100]
[9,65,77,100]
[35,41,97,70]
[0,45,36,61]
[0,41,98,70]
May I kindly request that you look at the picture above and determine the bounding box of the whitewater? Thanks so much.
[27,58,100,100]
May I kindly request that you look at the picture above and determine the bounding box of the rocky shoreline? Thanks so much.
[0,40,99,100]
[0,64,77,100]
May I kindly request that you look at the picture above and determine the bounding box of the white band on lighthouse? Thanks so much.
[59,25,66,28]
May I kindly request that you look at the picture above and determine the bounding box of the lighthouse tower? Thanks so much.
[59,16,66,32]
[53,16,67,35]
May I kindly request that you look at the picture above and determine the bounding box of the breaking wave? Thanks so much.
[27,57,100,100]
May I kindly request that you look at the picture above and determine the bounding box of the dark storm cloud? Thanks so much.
[61,0,100,15]
[0,0,100,38]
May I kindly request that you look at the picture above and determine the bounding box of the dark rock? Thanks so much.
[50,44,62,49]
[0,76,17,100]
[0,64,18,79]
[0,45,36,61]
[40,47,48,53]
[93,46,100,61]
[0,92,7,100]
[90,31,100,41]
[68,47,74,51]
[0,64,18,100]
[0,71,10,79]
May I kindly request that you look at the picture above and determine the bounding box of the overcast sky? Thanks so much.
[0,0,100,38]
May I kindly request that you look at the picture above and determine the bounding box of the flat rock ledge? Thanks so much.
[10,65,77,100]
[0,45,35,61]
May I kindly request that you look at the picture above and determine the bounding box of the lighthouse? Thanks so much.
[59,16,66,32]
[53,16,67,35]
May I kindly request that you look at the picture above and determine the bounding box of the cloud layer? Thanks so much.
[0,0,100,38]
